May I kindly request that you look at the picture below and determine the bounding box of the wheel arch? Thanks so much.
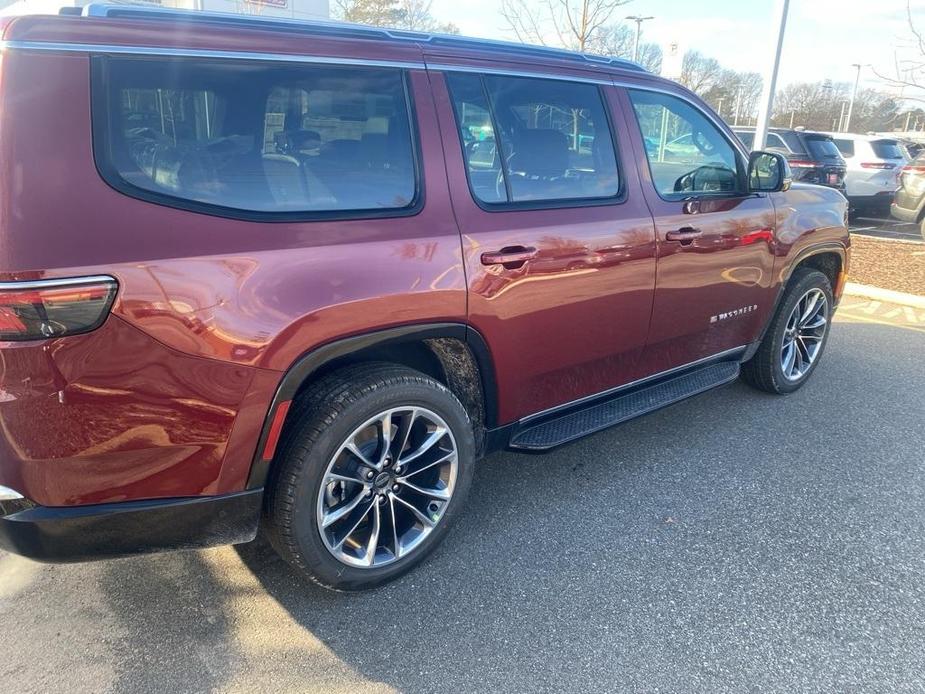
[245,323,497,489]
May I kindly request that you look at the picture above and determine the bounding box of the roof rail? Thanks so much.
[78,3,646,73]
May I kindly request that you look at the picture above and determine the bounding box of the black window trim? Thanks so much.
[445,71,628,213]
[627,87,752,203]
[90,55,426,223]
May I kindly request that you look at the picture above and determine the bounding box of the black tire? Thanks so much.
[263,362,475,591]
[741,268,834,394]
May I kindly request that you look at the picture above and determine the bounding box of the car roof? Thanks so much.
[31,3,648,75]
[821,132,899,143]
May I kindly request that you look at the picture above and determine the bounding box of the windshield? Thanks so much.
[805,136,842,160]
[871,140,905,160]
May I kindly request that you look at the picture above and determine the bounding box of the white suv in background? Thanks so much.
[825,133,907,215]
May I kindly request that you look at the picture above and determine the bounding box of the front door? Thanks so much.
[620,87,778,374]
[428,67,658,424]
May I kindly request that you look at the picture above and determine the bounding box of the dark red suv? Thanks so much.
[0,5,849,590]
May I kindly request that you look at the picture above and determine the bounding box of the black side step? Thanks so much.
[509,362,740,451]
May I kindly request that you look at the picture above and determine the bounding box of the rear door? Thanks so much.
[619,87,777,374]
[428,67,657,423]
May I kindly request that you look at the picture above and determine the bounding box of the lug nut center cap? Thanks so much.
[373,471,391,489]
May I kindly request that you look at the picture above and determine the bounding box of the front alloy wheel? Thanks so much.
[780,288,828,381]
[317,407,458,568]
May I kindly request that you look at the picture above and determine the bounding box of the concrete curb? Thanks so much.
[843,282,925,309]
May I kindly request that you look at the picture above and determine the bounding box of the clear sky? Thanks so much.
[429,0,922,93]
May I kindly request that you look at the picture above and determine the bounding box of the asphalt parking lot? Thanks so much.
[2,302,923,693]
[850,214,923,244]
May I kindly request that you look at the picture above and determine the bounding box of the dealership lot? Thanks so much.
[2,305,922,694]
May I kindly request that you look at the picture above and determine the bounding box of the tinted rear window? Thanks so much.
[93,57,418,218]
[871,140,904,160]
[805,136,842,160]
[832,139,855,157]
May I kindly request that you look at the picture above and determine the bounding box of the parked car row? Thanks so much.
[734,126,924,234]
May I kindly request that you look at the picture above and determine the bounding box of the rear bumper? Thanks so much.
[890,203,919,223]
[0,489,262,563]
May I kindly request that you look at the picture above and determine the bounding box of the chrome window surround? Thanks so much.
[0,40,745,160]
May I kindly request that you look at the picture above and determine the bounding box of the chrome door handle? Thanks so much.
[665,227,703,244]
[480,246,538,269]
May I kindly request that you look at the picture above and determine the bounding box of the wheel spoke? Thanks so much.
[399,451,455,480]
[393,494,436,529]
[800,291,821,324]
[391,408,417,461]
[782,341,796,378]
[388,495,402,560]
[398,478,451,500]
[322,487,370,528]
[332,497,374,550]
[398,426,447,466]
[325,472,367,486]
[377,411,394,466]
[363,501,381,566]
[344,441,375,468]
[801,315,826,331]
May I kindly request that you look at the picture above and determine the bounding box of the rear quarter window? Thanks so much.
[92,57,420,220]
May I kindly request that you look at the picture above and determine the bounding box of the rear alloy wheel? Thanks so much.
[741,268,833,394]
[264,363,474,591]
[317,406,459,568]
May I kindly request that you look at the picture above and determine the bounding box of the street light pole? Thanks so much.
[844,63,866,133]
[626,15,654,63]
[753,0,790,151]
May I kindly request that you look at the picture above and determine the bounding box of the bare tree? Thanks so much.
[591,23,662,70]
[334,0,458,32]
[771,80,900,131]
[499,0,632,52]
[680,51,722,94]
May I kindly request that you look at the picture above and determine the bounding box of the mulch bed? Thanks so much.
[848,236,925,296]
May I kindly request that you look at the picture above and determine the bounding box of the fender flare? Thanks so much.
[246,322,497,489]
[746,241,849,360]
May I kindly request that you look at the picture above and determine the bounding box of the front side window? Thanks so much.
[629,90,741,198]
[94,58,418,217]
[447,73,620,205]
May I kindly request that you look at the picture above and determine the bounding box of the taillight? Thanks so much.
[0,276,118,341]
[901,165,925,175]
[787,160,817,168]
[860,162,895,170]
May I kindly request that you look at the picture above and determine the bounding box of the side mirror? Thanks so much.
[748,151,792,193]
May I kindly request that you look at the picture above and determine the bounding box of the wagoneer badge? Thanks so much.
[711,305,759,324]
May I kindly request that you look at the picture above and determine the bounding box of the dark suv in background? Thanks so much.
[0,5,850,591]
[734,127,847,193]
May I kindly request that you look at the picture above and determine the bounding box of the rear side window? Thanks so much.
[805,136,842,160]
[629,90,741,198]
[446,72,620,206]
[765,133,788,151]
[93,57,418,219]
[871,140,904,160]
[832,139,855,157]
